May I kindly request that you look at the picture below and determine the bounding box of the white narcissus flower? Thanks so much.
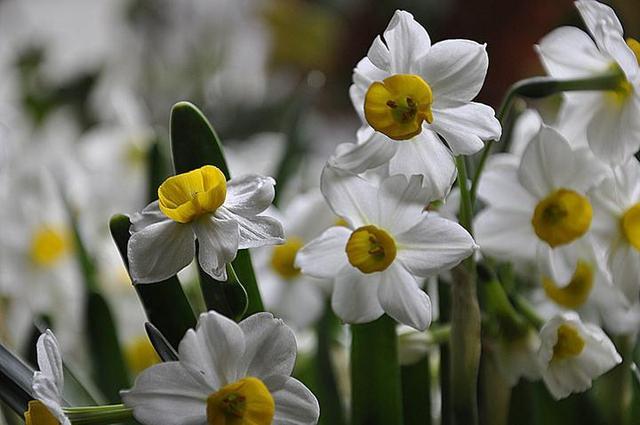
[127,165,284,283]
[493,329,541,388]
[474,125,607,283]
[25,330,70,425]
[334,10,500,199]
[590,158,640,310]
[121,310,319,425]
[295,166,476,330]
[255,191,334,330]
[536,0,640,164]
[537,312,621,400]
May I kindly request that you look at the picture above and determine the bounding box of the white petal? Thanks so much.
[367,35,391,72]
[510,109,543,157]
[587,93,640,164]
[378,263,431,330]
[178,311,245,388]
[421,39,488,107]
[477,154,537,212]
[130,201,167,232]
[536,26,610,79]
[127,218,195,283]
[396,214,476,277]
[32,373,68,425]
[575,0,624,41]
[238,312,297,378]
[388,131,457,201]
[217,207,284,249]
[431,102,501,155]
[382,10,431,73]
[595,24,639,80]
[331,267,384,324]
[474,208,537,261]
[350,58,389,119]
[376,174,432,234]
[320,166,379,227]
[295,226,350,279]
[264,375,320,425]
[329,132,397,174]
[273,279,325,329]
[36,330,63,393]
[121,362,210,425]
[193,214,239,281]
[224,175,276,215]
[610,244,640,303]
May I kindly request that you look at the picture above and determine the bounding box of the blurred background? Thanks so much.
[0,0,639,416]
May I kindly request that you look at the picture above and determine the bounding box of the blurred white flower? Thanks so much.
[254,191,334,330]
[537,0,640,164]
[493,329,541,387]
[296,166,476,330]
[25,330,70,425]
[121,310,319,425]
[537,312,621,400]
[127,165,284,283]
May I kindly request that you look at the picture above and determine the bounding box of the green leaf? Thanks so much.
[401,356,431,425]
[85,291,130,403]
[144,323,178,362]
[169,101,263,317]
[0,343,34,415]
[351,315,403,425]
[109,214,197,349]
[197,261,248,321]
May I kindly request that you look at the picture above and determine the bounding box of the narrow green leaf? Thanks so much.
[144,323,178,362]
[0,343,34,415]
[169,101,263,317]
[401,356,431,425]
[197,260,248,321]
[109,214,197,349]
[351,315,403,425]
[85,291,130,403]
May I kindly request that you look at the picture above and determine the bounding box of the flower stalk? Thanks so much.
[64,404,133,425]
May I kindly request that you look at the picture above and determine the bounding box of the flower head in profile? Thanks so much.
[127,165,284,283]
[121,310,319,425]
[537,0,640,164]
[295,166,476,330]
[335,10,500,199]
[537,312,621,400]
[25,330,70,425]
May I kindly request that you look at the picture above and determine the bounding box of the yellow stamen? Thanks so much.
[158,165,227,223]
[345,225,396,273]
[542,261,594,309]
[364,74,434,141]
[125,336,160,376]
[552,324,585,361]
[621,203,640,251]
[24,400,59,425]
[334,217,349,227]
[270,237,304,279]
[29,226,71,267]
[531,189,592,248]
[207,377,274,425]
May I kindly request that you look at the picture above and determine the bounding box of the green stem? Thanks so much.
[314,305,345,425]
[64,404,133,425]
[351,315,403,425]
[511,295,544,330]
[469,71,624,204]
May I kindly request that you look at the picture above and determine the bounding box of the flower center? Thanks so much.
[552,324,585,362]
[24,400,59,425]
[29,226,71,267]
[125,336,160,376]
[620,203,640,251]
[345,225,396,274]
[158,165,227,223]
[542,261,594,309]
[531,189,592,248]
[206,377,274,425]
[270,237,304,279]
[364,74,434,141]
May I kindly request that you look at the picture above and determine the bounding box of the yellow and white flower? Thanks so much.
[121,310,320,425]
[127,165,284,283]
[338,10,500,199]
[537,312,621,400]
[25,330,70,425]
[295,166,476,330]
[537,0,640,164]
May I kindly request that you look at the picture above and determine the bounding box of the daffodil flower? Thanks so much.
[474,125,607,283]
[121,310,320,425]
[25,330,70,425]
[537,0,640,164]
[295,166,476,331]
[127,165,284,283]
[537,312,621,400]
[335,10,500,199]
